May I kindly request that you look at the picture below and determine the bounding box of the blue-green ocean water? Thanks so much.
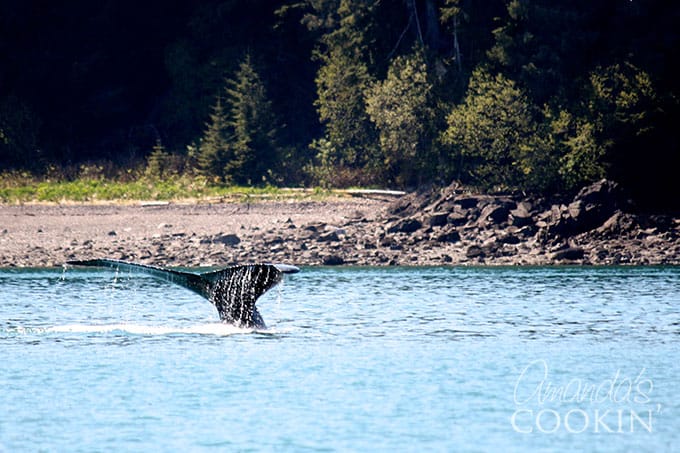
[1,266,679,452]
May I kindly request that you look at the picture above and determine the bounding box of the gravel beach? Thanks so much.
[0,197,387,267]
[2,181,679,268]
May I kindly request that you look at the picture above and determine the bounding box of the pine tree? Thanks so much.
[223,55,280,185]
[145,139,171,179]
[198,96,230,180]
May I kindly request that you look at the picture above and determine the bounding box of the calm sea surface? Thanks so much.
[1,266,679,452]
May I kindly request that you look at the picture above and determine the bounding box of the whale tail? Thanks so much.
[66,259,298,328]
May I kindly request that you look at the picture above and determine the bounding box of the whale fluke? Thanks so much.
[66,259,299,329]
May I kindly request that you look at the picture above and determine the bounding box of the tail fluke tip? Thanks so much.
[272,264,300,274]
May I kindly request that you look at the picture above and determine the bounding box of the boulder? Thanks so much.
[566,179,625,233]
[447,209,469,226]
[596,211,637,236]
[387,218,422,234]
[454,195,483,210]
[537,203,583,238]
[322,254,345,265]
[497,233,521,244]
[517,225,538,237]
[435,230,461,243]
[213,233,241,246]
[509,202,533,227]
[477,203,512,226]
[427,212,449,227]
[317,230,341,242]
[266,236,284,245]
[575,179,622,207]
[303,223,325,232]
[466,245,485,259]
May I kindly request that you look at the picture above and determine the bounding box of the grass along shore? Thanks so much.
[0,172,338,204]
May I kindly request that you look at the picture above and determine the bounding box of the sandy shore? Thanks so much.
[0,198,388,267]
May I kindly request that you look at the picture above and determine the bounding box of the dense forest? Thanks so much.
[1,0,678,209]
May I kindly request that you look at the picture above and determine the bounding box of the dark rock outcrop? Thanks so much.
[387,218,422,234]
[427,212,449,227]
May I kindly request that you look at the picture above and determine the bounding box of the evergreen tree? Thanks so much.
[145,139,172,179]
[198,96,230,180]
[223,55,280,185]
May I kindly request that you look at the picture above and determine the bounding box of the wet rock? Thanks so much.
[552,246,584,261]
[108,230,117,236]
[322,254,345,265]
[387,218,422,234]
[214,233,241,246]
[466,245,485,259]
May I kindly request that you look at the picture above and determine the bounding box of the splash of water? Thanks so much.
[46,323,256,336]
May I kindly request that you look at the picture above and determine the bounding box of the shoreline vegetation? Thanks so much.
[0,171,326,204]
[0,169,409,205]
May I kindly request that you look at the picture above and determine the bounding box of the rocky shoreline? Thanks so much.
[1,180,678,267]
[355,179,680,266]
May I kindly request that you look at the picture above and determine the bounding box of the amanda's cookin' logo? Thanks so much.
[510,359,662,434]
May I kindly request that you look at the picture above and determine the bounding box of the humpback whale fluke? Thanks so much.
[66,259,299,329]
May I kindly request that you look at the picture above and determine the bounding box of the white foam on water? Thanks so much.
[45,323,268,336]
